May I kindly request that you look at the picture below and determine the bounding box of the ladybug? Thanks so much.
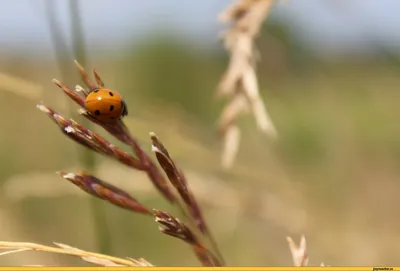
[85,88,128,123]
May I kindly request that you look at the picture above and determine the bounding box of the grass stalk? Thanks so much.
[68,0,111,255]
[0,241,152,266]
[37,61,224,266]
[46,0,111,255]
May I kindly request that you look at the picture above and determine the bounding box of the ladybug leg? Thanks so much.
[121,100,128,117]
[85,110,95,119]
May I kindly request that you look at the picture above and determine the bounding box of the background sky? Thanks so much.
[0,0,399,55]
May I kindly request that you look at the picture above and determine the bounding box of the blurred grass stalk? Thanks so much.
[217,0,278,169]
[45,0,111,254]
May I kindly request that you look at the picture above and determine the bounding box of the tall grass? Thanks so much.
[45,0,110,254]
[217,0,278,169]
[34,61,223,266]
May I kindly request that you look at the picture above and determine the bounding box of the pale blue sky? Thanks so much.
[0,0,399,54]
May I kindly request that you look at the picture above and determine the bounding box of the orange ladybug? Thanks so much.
[85,88,128,123]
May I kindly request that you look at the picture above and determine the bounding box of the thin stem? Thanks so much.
[68,0,111,254]
[69,0,97,170]
[45,0,72,83]
[0,241,146,266]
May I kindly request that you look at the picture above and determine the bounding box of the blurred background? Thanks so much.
[0,0,400,266]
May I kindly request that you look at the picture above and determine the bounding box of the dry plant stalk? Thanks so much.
[217,0,278,169]
[25,60,223,266]
[58,171,152,215]
[286,235,309,267]
[150,133,224,264]
[0,241,152,266]
[151,133,209,234]
[154,210,221,266]
[0,72,43,101]
[51,61,176,204]
[286,235,326,267]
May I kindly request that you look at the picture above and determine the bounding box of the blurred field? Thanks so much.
[0,1,400,267]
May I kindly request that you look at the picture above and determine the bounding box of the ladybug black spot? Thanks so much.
[110,117,115,120]
[93,89,99,93]
[94,110,101,116]
[109,92,114,96]
[109,105,114,111]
